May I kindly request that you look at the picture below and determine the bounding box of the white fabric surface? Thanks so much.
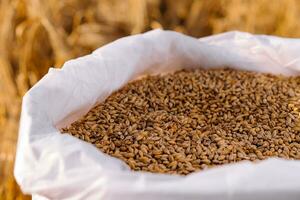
[14,30,300,200]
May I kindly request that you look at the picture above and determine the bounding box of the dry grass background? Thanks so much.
[1,0,300,199]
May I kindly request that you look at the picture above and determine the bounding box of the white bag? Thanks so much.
[15,30,300,200]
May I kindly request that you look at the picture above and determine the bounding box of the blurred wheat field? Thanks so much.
[1,0,300,199]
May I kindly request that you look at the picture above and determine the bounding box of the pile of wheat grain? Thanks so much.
[62,69,300,175]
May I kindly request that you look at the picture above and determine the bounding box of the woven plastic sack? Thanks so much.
[15,30,300,200]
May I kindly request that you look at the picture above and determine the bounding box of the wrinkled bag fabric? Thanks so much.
[15,30,300,200]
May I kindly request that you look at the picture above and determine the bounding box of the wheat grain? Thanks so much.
[63,68,300,175]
